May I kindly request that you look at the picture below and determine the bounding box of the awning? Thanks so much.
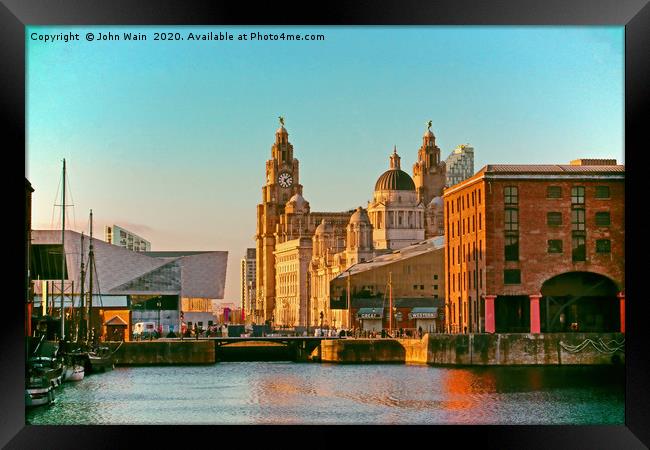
[357,307,383,319]
[409,307,438,319]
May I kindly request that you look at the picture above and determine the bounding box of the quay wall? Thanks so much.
[320,333,625,366]
[113,341,215,365]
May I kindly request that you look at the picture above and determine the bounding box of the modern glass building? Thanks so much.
[30,230,227,339]
[104,224,151,252]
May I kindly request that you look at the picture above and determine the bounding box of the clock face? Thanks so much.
[277,172,293,188]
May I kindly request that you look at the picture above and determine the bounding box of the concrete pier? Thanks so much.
[113,341,215,365]
[320,333,625,366]
[108,333,624,366]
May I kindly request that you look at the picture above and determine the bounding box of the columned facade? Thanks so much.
[368,148,425,251]
[529,293,541,334]
[484,294,496,333]
[618,291,625,333]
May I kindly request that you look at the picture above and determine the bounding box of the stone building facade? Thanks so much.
[255,120,448,328]
[443,159,624,334]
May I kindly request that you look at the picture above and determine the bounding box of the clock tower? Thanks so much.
[255,118,303,323]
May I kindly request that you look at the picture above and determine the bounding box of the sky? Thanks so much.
[26,26,624,302]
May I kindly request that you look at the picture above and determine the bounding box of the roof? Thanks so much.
[144,251,212,258]
[32,230,227,299]
[374,169,416,191]
[335,236,444,279]
[444,163,625,195]
[104,315,128,326]
[481,164,625,175]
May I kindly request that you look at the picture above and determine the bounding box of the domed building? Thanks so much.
[367,148,425,250]
[256,118,450,330]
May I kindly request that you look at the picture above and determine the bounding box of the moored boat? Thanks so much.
[63,359,85,381]
[25,372,55,407]
[28,356,63,388]
[87,346,114,373]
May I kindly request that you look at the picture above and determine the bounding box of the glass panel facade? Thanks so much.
[113,260,181,292]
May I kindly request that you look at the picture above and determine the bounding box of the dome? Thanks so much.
[423,129,434,138]
[286,193,308,212]
[349,207,370,224]
[276,126,287,135]
[315,219,331,235]
[429,196,444,209]
[374,169,416,191]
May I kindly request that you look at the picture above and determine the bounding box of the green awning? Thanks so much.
[409,307,438,319]
[357,307,383,319]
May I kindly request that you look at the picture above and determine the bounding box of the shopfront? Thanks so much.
[409,307,438,333]
[357,307,384,332]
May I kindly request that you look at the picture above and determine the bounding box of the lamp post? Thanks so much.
[346,269,351,331]
[393,306,397,336]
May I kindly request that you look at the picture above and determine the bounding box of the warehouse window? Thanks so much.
[547,186,562,198]
[504,186,518,205]
[505,235,519,261]
[595,212,611,226]
[572,235,586,262]
[595,186,610,199]
[504,269,521,284]
[547,239,563,253]
[571,186,585,205]
[547,212,562,226]
[571,209,585,231]
[505,209,518,231]
[596,239,611,253]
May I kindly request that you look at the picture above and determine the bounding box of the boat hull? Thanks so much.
[64,364,85,381]
[25,386,55,407]
[88,355,114,373]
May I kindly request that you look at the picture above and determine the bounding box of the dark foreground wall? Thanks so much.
[113,341,215,365]
[320,333,625,366]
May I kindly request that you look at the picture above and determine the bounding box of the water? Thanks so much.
[26,363,624,425]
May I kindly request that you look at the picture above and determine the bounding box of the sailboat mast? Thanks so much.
[60,158,66,341]
[79,232,85,343]
[87,210,94,342]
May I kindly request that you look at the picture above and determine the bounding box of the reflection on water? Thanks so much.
[26,363,624,425]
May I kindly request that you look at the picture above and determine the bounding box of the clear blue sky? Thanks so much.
[26,26,624,301]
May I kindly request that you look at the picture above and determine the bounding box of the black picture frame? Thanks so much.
[3,0,648,447]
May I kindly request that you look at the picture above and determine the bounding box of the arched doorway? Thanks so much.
[540,272,619,332]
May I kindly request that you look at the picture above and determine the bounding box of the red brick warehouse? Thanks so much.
[443,159,624,334]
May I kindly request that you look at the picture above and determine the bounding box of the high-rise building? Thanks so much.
[240,248,256,322]
[104,224,151,252]
[445,144,475,187]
